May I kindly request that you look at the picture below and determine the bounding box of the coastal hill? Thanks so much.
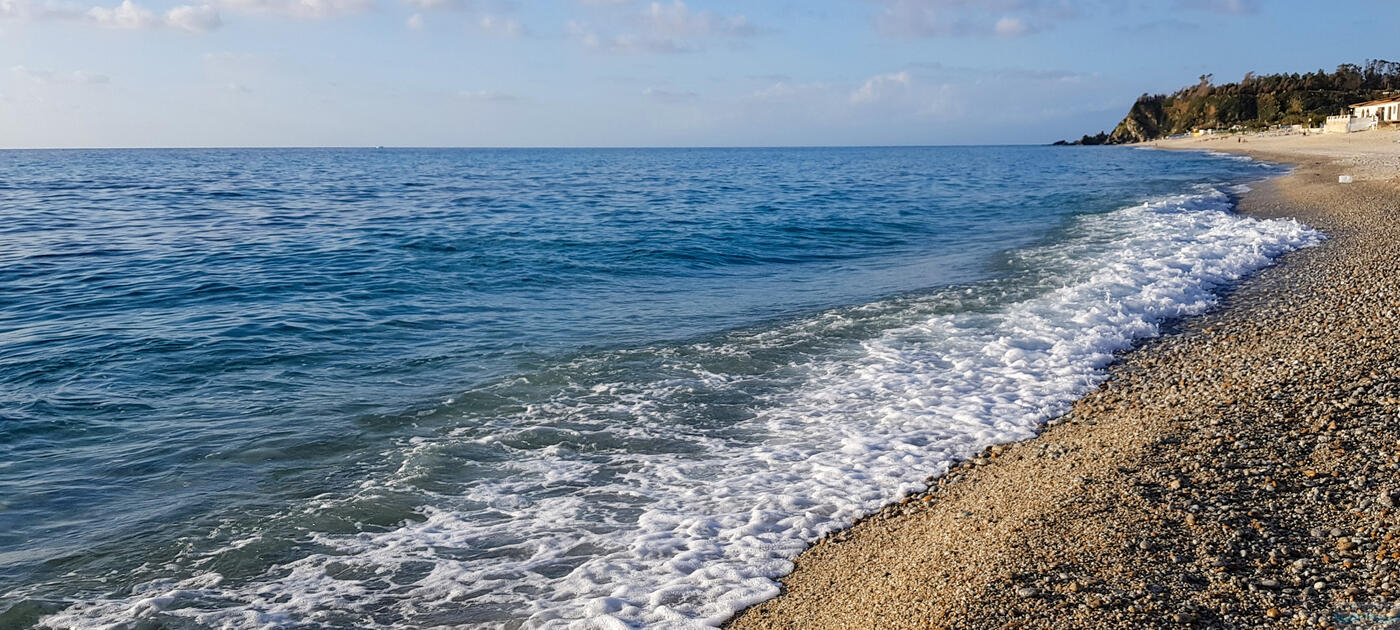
[1060,59,1400,145]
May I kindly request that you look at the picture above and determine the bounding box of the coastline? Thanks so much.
[728,130,1400,629]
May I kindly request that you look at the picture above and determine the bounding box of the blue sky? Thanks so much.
[1,0,1396,147]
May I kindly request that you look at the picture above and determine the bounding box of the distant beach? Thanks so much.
[728,129,1400,629]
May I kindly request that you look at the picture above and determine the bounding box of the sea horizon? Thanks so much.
[0,142,1082,152]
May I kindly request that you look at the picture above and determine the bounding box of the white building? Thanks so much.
[1352,95,1400,123]
[1324,114,1377,134]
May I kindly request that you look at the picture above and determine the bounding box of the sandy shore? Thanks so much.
[728,129,1400,629]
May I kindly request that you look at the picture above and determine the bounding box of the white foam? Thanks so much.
[40,187,1321,630]
[1204,150,1258,163]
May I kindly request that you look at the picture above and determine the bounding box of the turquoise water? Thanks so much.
[0,147,1313,628]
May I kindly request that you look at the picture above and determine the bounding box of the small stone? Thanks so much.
[1266,607,1281,619]
[1016,587,1039,599]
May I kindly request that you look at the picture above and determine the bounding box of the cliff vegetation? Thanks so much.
[1057,60,1400,145]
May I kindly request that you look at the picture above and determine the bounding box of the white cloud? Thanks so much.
[574,29,685,54]
[850,71,910,104]
[873,0,968,37]
[747,80,830,103]
[395,0,522,35]
[0,0,26,18]
[400,0,462,9]
[826,63,1111,130]
[165,4,221,31]
[216,0,370,19]
[2,0,221,29]
[11,65,110,84]
[569,19,680,54]
[993,15,1029,36]
[458,89,518,102]
[477,14,521,37]
[871,0,1072,38]
[1176,0,1256,14]
[87,0,157,28]
[0,0,75,20]
[642,86,699,104]
[569,0,754,54]
[642,0,753,38]
[565,20,600,47]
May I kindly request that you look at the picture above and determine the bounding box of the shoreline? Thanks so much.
[728,130,1400,628]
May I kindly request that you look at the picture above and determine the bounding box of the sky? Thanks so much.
[1,0,1397,148]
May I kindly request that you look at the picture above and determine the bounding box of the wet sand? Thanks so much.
[727,129,1400,629]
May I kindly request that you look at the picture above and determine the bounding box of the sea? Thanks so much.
[0,146,1319,629]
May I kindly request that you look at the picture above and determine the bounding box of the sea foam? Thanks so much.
[40,186,1320,630]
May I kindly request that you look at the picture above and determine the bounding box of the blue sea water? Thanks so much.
[0,147,1316,629]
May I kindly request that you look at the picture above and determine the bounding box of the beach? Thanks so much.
[728,129,1400,629]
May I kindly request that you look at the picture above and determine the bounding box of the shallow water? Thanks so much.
[0,147,1317,628]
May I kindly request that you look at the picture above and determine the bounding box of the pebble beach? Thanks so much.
[728,130,1400,629]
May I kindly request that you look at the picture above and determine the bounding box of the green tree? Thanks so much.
[1257,93,1279,122]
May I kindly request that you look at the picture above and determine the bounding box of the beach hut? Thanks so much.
[1351,96,1400,123]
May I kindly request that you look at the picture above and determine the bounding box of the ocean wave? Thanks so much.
[38,185,1320,630]
[1204,150,1258,163]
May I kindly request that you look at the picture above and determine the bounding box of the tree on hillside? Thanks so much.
[1077,59,1400,145]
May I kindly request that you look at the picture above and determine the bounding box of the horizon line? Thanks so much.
[0,142,1075,151]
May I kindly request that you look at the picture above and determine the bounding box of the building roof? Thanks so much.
[1351,95,1400,107]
